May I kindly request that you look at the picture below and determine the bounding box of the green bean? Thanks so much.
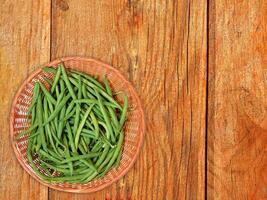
[114,147,123,168]
[43,93,71,125]
[31,105,36,124]
[15,123,38,139]
[27,138,50,180]
[66,122,76,153]
[55,85,60,98]
[29,82,40,111]
[39,82,57,105]
[71,71,105,90]
[107,106,119,136]
[95,145,110,168]
[36,133,42,151]
[89,111,99,138]
[98,148,115,172]
[81,83,88,98]
[64,106,76,121]
[60,64,77,100]
[95,89,115,143]
[101,131,124,175]
[91,141,104,153]
[43,97,60,156]
[39,149,61,163]
[74,103,95,149]
[78,163,97,174]
[81,171,98,183]
[46,148,63,161]
[81,137,88,153]
[56,88,66,106]
[43,66,57,74]
[74,76,121,109]
[37,94,47,150]
[57,105,66,139]
[119,94,128,130]
[78,144,87,154]
[47,173,90,182]
[63,136,73,175]
[72,104,80,136]
[60,152,102,164]
[41,160,70,174]
[47,98,54,113]
[65,100,75,116]
[51,67,61,93]
[81,133,97,139]
[83,136,91,147]
[29,130,39,139]
[50,127,66,149]
[59,79,65,93]
[74,99,119,109]
[103,75,112,96]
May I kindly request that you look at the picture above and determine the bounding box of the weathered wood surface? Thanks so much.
[2,0,266,199]
[208,0,267,199]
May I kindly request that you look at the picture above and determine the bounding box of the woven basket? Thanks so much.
[10,57,145,193]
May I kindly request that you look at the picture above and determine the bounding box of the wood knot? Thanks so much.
[55,0,69,11]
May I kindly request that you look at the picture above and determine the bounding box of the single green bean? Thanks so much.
[74,99,119,109]
[71,71,104,90]
[95,89,115,143]
[59,78,65,93]
[39,149,61,163]
[15,123,38,139]
[107,106,119,136]
[74,103,95,149]
[60,152,102,164]
[103,75,112,96]
[81,83,88,98]
[66,122,76,153]
[39,81,57,105]
[37,94,47,150]
[60,64,77,100]
[119,94,128,130]
[63,135,73,175]
[29,82,40,111]
[43,66,57,74]
[51,67,61,93]
[57,105,66,139]
[55,85,60,98]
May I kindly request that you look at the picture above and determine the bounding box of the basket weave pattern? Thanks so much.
[10,57,145,193]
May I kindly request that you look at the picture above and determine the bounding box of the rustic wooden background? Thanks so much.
[0,0,266,199]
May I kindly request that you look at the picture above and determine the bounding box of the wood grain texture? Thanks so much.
[208,0,267,199]
[50,0,207,199]
[0,0,51,200]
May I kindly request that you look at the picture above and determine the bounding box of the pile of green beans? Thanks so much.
[16,63,128,183]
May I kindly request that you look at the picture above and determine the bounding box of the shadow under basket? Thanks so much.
[10,57,145,193]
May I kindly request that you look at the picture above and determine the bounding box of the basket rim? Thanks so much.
[10,56,145,193]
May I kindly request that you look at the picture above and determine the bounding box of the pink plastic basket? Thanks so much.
[10,57,145,193]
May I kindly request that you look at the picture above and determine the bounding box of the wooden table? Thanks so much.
[0,0,266,199]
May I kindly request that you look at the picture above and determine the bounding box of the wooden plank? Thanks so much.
[50,0,207,199]
[0,0,51,200]
[208,0,267,199]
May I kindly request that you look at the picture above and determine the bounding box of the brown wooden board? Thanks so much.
[49,0,207,199]
[0,0,51,200]
[208,0,267,199]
